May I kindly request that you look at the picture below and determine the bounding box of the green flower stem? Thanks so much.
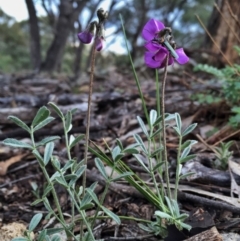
[147,131,165,210]
[161,53,171,199]
[41,167,65,222]
[68,190,95,240]
[61,116,75,226]
[30,127,64,222]
[62,117,72,161]
[86,161,116,240]
[174,135,182,200]
[43,198,78,240]
[120,14,149,126]
[77,215,152,224]
[30,127,73,239]
[81,38,97,241]
[155,69,162,170]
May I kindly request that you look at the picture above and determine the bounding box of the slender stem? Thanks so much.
[174,135,182,200]
[82,40,97,194]
[161,54,171,199]
[89,162,115,235]
[62,117,75,226]
[81,39,97,241]
[120,14,149,125]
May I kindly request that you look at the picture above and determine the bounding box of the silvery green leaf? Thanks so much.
[51,156,61,171]
[11,238,28,241]
[50,171,61,182]
[33,117,55,131]
[45,227,64,235]
[180,154,196,164]
[36,136,60,147]
[86,188,100,205]
[43,184,52,198]
[182,123,197,137]
[176,213,189,221]
[43,198,52,212]
[180,172,195,180]
[111,172,133,182]
[133,134,148,154]
[80,182,97,209]
[3,138,33,149]
[44,142,54,166]
[64,174,77,181]
[165,113,176,121]
[95,158,108,180]
[32,106,50,128]
[114,153,125,162]
[101,206,121,224]
[55,176,68,188]
[48,102,64,119]
[29,213,43,231]
[149,109,157,126]
[138,223,153,232]
[75,165,86,178]
[172,126,181,136]
[180,146,191,159]
[150,147,163,158]
[79,203,95,210]
[123,148,139,154]
[116,138,123,150]
[44,235,51,241]
[137,116,149,137]
[31,198,43,206]
[38,229,47,241]
[181,140,191,150]
[69,134,84,149]
[150,128,162,138]
[180,222,192,231]
[51,234,61,241]
[112,146,121,161]
[61,159,74,172]
[152,162,164,172]
[8,116,30,133]
[155,210,171,219]
[178,164,182,176]
[165,196,174,215]
[65,111,72,133]
[133,154,150,173]
[153,115,162,126]
[32,149,44,166]
[175,113,182,134]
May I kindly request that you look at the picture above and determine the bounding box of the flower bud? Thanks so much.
[97,8,108,23]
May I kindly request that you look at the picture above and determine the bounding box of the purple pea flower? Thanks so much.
[78,30,94,44]
[142,19,189,69]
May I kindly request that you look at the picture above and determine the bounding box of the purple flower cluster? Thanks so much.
[142,19,189,69]
[77,9,108,52]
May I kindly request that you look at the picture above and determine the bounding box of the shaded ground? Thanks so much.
[0,67,240,240]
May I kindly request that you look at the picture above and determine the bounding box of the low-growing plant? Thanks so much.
[4,10,198,241]
[194,46,240,127]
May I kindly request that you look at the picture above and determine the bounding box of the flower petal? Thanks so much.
[175,48,189,64]
[78,31,93,44]
[96,37,104,51]
[142,19,165,41]
[144,52,160,68]
[153,48,168,67]
[145,41,162,52]
[159,55,174,68]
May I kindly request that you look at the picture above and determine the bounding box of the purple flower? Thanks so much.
[142,19,189,69]
[96,37,104,51]
[78,31,94,44]
[77,19,106,52]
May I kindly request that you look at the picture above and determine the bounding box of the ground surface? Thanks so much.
[0,67,240,241]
